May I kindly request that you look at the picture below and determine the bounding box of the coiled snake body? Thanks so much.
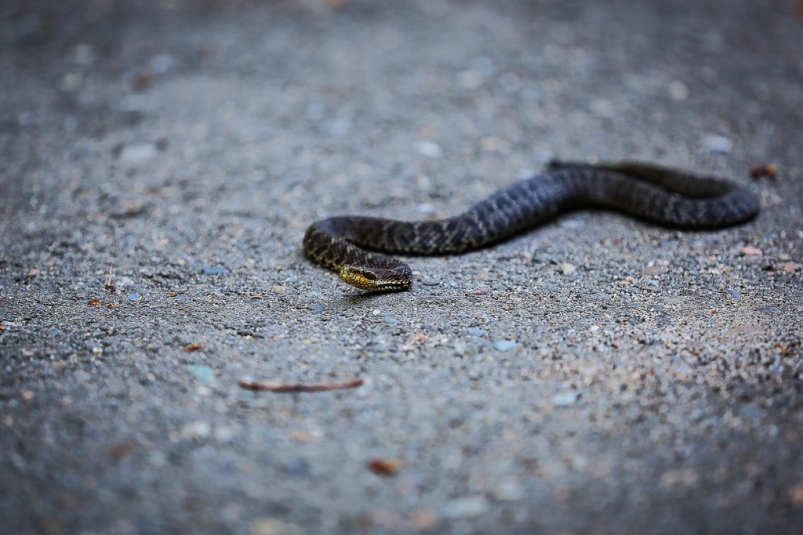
[303,161,759,291]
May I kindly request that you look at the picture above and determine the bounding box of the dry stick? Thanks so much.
[238,378,364,393]
[105,261,116,292]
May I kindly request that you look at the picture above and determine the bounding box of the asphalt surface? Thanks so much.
[1,1,803,533]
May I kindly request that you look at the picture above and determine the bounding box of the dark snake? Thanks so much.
[303,161,759,291]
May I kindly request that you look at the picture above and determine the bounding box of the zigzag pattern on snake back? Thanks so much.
[303,161,759,291]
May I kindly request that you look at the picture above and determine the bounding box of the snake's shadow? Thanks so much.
[331,287,415,308]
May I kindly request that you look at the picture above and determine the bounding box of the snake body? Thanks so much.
[303,161,759,291]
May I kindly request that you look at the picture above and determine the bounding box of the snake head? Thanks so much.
[338,264,411,292]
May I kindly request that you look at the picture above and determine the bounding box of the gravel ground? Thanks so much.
[2,1,803,533]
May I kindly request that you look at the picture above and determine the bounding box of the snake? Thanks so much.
[303,161,759,291]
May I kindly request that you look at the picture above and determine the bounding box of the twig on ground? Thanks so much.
[105,261,116,292]
[238,377,364,393]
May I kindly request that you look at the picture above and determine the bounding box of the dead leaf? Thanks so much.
[109,440,140,459]
[182,343,203,352]
[368,458,400,476]
[750,163,777,179]
[790,485,803,506]
[290,430,318,442]
[740,246,762,256]
[88,298,102,306]
[410,510,439,530]
[132,71,154,91]
[27,268,40,277]
[325,0,351,8]
[779,262,801,274]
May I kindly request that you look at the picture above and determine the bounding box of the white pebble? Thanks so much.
[181,420,211,439]
[120,142,158,163]
[414,140,442,158]
[60,72,82,92]
[443,495,490,518]
[701,134,733,154]
[458,70,484,90]
[552,391,579,406]
[669,81,688,100]
[148,451,167,467]
[493,340,517,352]
[493,480,524,501]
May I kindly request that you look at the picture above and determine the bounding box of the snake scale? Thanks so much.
[303,161,759,291]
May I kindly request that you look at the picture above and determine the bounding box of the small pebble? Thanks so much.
[493,480,524,501]
[283,459,309,477]
[701,134,733,154]
[660,469,698,487]
[181,421,211,440]
[728,289,740,299]
[493,340,517,352]
[552,391,579,406]
[471,56,494,75]
[119,142,158,163]
[740,246,762,256]
[186,365,214,384]
[148,451,168,467]
[150,54,173,74]
[558,262,576,275]
[126,294,140,301]
[442,495,489,518]
[414,140,442,158]
[668,81,688,100]
[202,266,227,275]
[466,327,486,337]
[457,70,484,89]
[250,518,303,535]
[308,304,325,312]
[305,103,326,122]
[738,404,767,420]
[60,72,82,92]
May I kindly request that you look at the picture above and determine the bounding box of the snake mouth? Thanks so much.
[338,265,410,292]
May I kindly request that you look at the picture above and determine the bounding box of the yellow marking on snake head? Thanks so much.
[339,265,409,292]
